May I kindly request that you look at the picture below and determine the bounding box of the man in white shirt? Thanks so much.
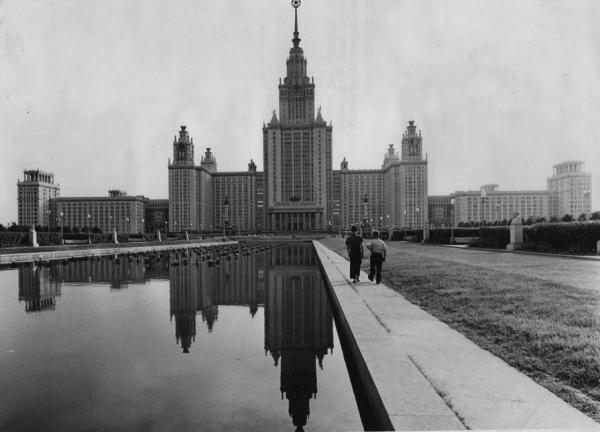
[366,230,387,284]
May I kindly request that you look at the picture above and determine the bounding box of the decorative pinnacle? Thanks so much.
[291,0,301,47]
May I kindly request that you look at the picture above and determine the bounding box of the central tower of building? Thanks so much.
[262,2,333,231]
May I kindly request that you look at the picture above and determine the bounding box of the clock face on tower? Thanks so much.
[291,0,301,8]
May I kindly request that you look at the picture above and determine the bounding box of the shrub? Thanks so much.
[428,228,452,244]
[479,226,510,249]
[524,222,600,254]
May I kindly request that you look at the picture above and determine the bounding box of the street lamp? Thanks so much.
[416,207,420,229]
[126,217,130,236]
[223,197,229,239]
[141,218,145,234]
[87,214,91,244]
[60,211,64,244]
[480,188,487,226]
[583,190,591,219]
[403,210,407,240]
[450,199,455,243]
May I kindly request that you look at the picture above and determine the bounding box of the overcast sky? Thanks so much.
[1,0,599,224]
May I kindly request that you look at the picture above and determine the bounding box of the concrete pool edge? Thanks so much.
[0,241,239,265]
[312,240,600,431]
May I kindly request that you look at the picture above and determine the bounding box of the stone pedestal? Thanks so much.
[507,215,523,251]
[157,230,162,242]
[113,229,119,244]
[29,227,39,248]
[422,226,430,243]
[185,231,189,241]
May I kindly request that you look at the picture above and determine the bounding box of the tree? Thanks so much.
[591,211,600,221]
[578,213,588,222]
[72,226,80,234]
[561,214,574,223]
[535,217,547,224]
[524,216,536,225]
[549,215,559,223]
[92,226,102,233]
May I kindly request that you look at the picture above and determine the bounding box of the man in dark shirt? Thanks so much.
[345,226,364,283]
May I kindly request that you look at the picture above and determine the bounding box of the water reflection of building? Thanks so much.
[264,244,334,432]
[18,265,62,312]
[49,258,148,289]
[169,252,264,353]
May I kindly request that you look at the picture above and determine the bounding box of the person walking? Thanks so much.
[367,230,387,284]
[345,225,363,283]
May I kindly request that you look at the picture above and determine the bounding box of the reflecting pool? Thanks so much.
[0,243,362,431]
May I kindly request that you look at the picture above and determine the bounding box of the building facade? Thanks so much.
[547,161,592,219]
[17,169,61,227]
[261,7,333,232]
[49,190,146,234]
[165,7,429,233]
[145,199,169,233]
[450,184,549,225]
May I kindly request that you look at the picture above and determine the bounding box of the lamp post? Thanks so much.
[583,190,591,220]
[60,211,64,244]
[87,214,91,244]
[403,210,407,240]
[480,188,487,226]
[416,207,420,229]
[450,199,455,243]
[141,218,145,234]
[223,197,229,239]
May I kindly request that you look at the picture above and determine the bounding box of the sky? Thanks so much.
[1,0,599,224]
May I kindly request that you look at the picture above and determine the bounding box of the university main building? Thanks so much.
[168,5,428,234]
[17,4,593,233]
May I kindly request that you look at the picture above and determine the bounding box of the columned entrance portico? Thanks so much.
[268,209,323,232]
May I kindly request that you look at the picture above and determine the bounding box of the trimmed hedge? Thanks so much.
[524,222,600,254]
[479,226,510,249]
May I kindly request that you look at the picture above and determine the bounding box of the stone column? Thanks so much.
[113,228,119,244]
[422,225,430,243]
[597,240,600,255]
[507,214,523,251]
[157,230,162,242]
[29,227,39,248]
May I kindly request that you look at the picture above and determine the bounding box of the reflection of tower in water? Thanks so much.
[18,265,62,312]
[169,250,264,353]
[264,244,334,431]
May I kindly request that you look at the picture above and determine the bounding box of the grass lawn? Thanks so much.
[320,238,600,421]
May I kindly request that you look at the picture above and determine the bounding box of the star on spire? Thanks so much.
[291,0,301,47]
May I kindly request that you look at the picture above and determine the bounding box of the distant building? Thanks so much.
[547,161,592,219]
[428,195,454,227]
[451,185,549,225]
[17,169,60,227]
[49,190,146,234]
[145,199,168,233]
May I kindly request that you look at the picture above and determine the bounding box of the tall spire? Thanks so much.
[292,0,301,47]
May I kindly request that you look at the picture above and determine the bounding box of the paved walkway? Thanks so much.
[314,240,600,431]
[386,242,600,292]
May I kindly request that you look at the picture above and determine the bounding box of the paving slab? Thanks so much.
[314,240,600,431]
